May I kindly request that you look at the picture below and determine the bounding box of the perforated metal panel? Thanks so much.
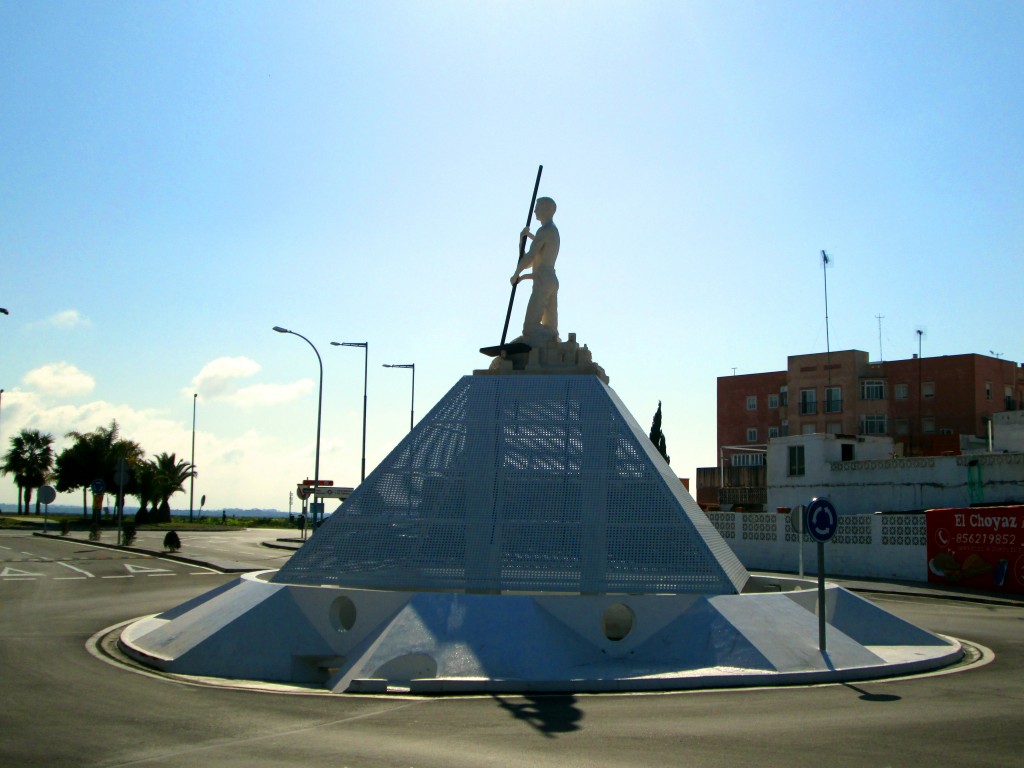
[273,375,749,594]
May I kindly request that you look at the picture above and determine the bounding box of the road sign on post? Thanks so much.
[39,485,56,534]
[805,497,838,543]
[804,496,839,655]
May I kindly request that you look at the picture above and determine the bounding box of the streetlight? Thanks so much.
[189,393,197,523]
[273,326,324,527]
[383,363,415,431]
[331,341,368,482]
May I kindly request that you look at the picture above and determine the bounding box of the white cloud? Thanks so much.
[22,362,96,397]
[46,309,90,329]
[187,356,311,408]
[188,356,262,397]
[232,380,315,408]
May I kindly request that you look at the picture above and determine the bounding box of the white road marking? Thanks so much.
[58,561,96,578]
[1,566,44,577]
[124,563,172,575]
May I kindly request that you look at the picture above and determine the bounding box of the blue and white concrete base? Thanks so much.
[119,573,963,694]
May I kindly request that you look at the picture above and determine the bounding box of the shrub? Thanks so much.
[122,523,137,547]
[60,519,71,536]
[88,524,101,542]
[163,530,181,552]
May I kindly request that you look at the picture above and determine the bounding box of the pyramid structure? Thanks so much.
[123,370,962,692]
[274,374,749,595]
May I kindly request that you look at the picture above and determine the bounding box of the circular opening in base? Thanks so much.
[601,603,635,641]
[329,596,357,632]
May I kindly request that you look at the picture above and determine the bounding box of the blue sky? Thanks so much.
[2,1,1022,510]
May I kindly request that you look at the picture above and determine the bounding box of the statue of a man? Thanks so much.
[511,197,560,345]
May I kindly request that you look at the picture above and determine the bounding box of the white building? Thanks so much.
[767,432,1024,515]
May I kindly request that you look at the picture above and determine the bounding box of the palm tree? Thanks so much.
[132,460,158,524]
[2,429,55,514]
[151,453,196,524]
[53,421,143,524]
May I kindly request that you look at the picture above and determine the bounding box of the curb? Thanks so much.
[31,532,251,573]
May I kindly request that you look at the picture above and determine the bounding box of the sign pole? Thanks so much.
[804,496,838,656]
[817,540,826,653]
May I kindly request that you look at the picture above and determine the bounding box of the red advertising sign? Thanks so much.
[926,506,1024,594]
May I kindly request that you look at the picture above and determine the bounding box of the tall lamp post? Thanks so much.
[189,393,197,522]
[331,341,368,482]
[383,363,415,431]
[274,326,324,526]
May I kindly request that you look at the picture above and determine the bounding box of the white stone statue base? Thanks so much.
[475,332,609,383]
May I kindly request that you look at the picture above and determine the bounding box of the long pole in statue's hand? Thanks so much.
[499,164,543,349]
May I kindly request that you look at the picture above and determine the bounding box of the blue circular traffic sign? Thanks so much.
[804,497,839,543]
[91,478,105,495]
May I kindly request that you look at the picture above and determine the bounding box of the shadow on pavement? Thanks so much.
[491,693,583,738]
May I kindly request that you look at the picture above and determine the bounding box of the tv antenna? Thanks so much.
[875,314,885,361]
[821,250,833,387]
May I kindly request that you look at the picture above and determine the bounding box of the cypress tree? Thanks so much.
[649,401,670,464]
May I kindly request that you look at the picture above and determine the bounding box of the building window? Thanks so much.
[841,443,855,461]
[779,386,788,407]
[788,445,805,476]
[825,386,842,413]
[922,381,935,399]
[985,381,992,401]
[746,427,758,442]
[922,417,936,434]
[895,419,910,436]
[895,383,908,400]
[768,426,779,439]
[1006,386,1015,411]
[827,422,842,434]
[799,389,816,415]
[860,379,886,400]
[781,420,789,437]
[860,414,887,434]
[802,423,816,435]
[768,394,779,409]
[746,395,757,410]
[733,452,765,467]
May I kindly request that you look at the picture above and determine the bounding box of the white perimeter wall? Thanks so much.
[708,512,926,582]
[767,450,1024,516]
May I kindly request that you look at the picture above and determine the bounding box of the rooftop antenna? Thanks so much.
[915,326,926,455]
[915,326,927,357]
[822,250,833,389]
[990,350,1003,359]
[875,314,885,361]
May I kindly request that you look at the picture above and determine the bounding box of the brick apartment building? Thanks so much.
[698,350,1024,510]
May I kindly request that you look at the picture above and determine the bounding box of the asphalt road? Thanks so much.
[2,531,1023,767]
